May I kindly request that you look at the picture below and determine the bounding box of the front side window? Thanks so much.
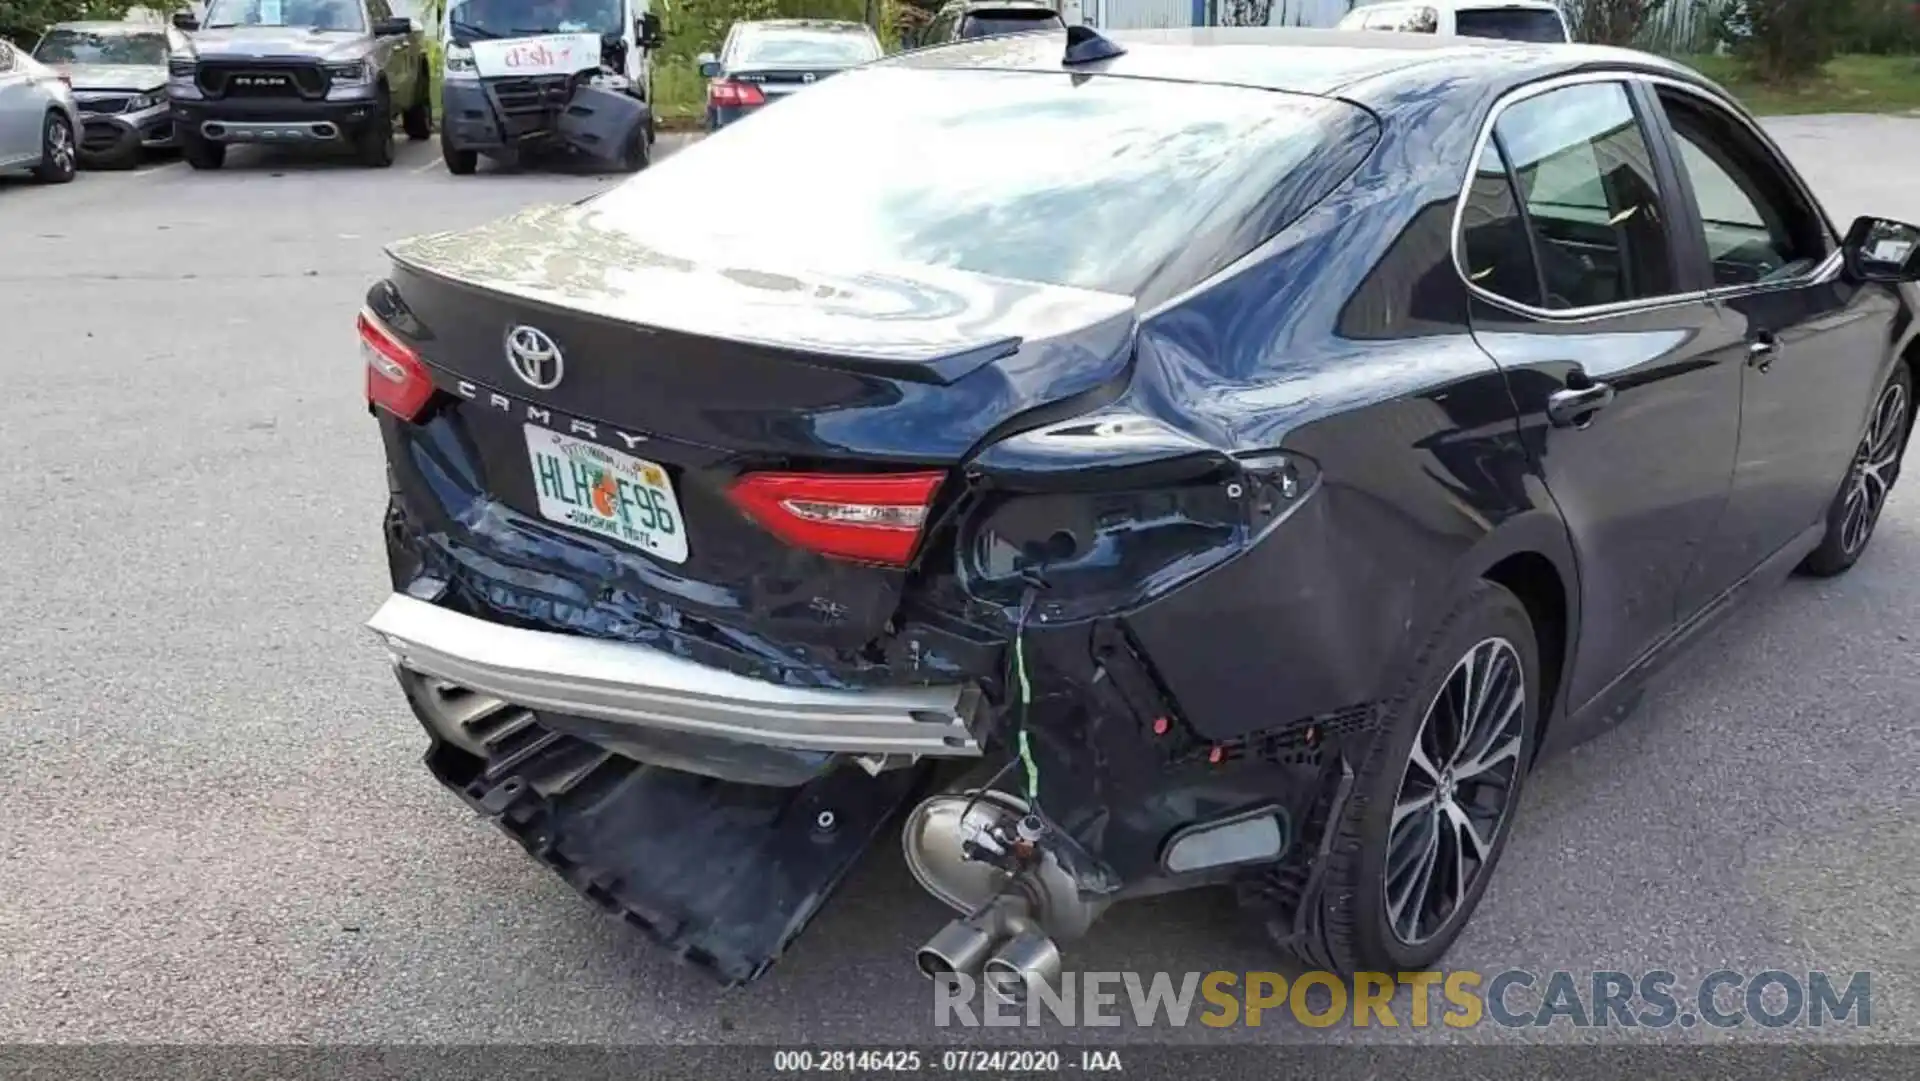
[1492,81,1677,310]
[586,67,1377,304]
[205,0,367,32]
[33,28,170,66]
[1657,90,1826,288]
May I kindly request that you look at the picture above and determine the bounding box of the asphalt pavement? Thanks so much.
[2,117,1919,1047]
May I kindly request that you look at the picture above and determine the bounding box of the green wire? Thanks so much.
[1014,626,1040,804]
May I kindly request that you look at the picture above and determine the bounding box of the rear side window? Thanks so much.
[587,67,1379,305]
[1460,141,1544,307]
[1487,82,1678,310]
[1456,8,1569,42]
[959,9,1065,38]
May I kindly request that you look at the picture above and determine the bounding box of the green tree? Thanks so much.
[1717,0,1863,81]
[0,0,170,45]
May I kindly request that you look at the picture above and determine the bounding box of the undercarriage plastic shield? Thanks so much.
[557,85,649,162]
[414,695,933,985]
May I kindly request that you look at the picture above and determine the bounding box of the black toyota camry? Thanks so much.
[359,26,1920,987]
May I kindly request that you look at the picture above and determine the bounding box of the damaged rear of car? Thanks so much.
[361,35,1437,987]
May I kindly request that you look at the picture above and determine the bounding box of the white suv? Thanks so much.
[1337,1,1571,42]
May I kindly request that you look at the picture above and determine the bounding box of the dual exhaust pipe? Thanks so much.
[904,790,1094,1001]
[916,907,1064,1001]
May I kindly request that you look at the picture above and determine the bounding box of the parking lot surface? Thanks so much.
[3,117,1920,1045]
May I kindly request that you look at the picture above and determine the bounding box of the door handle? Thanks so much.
[1747,333,1779,372]
[1547,381,1616,428]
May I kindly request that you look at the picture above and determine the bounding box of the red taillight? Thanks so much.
[728,471,944,566]
[359,309,434,422]
[708,79,766,108]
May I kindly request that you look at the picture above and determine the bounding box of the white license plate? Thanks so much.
[523,425,688,564]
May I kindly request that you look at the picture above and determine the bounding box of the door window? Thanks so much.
[1399,6,1438,31]
[1460,139,1545,307]
[1492,81,1678,310]
[1656,90,1828,288]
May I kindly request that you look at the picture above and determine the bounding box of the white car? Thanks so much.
[1337,0,1572,42]
[0,38,82,182]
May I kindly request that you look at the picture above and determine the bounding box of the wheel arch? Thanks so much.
[1453,511,1581,761]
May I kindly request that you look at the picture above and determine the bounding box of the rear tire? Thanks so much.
[403,67,432,140]
[181,134,226,170]
[30,112,77,184]
[1800,362,1912,577]
[356,91,396,167]
[1268,581,1539,974]
[439,130,477,175]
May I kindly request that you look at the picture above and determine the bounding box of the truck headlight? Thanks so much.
[443,45,478,81]
[324,59,373,86]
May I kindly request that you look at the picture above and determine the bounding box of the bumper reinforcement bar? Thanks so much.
[364,593,985,758]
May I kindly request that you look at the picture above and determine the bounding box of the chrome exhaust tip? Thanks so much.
[981,930,1062,1003]
[915,917,996,980]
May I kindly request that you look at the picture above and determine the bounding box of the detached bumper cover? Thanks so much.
[365,593,984,758]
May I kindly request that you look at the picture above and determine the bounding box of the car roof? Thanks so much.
[1351,0,1563,10]
[881,27,1709,110]
[734,18,877,32]
[946,0,1062,11]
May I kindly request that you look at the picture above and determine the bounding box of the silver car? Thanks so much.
[31,21,179,169]
[0,39,81,182]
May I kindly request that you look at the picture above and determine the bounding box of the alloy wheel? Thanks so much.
[49,118,75,175]
[1384,637,1526,946]
[1841,380,1908,556]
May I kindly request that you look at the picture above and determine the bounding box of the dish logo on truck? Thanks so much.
[470,33,600,78]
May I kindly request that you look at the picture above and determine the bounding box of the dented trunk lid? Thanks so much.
[379,202,1136,673]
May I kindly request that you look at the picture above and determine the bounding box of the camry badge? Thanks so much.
[505,325,564,390]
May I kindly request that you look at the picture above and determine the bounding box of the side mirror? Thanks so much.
[373,15,412,35]
[1843,216,1920,284]
[172,10,200,29]
[636,12,663,48]
[697,52,720,78]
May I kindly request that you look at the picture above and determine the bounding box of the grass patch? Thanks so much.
[652,58,709,131]
[1677,53,1920,116]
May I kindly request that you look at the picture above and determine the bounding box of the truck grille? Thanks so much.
[486,75,572,138]
[197,64,328,100]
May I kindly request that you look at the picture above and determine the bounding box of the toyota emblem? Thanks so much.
[505,325,564,390]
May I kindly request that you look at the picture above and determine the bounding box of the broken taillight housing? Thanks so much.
[960,411,1320,618]
[728,471,945,566]
[359,309,434,422]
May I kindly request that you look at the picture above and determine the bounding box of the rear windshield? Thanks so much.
[584,67,1376,304]
[959,10,1065,37]
[734,29,880,67]
[1455,8,1567,41]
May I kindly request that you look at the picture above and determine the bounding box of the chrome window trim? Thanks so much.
[1450,67,1844,323]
